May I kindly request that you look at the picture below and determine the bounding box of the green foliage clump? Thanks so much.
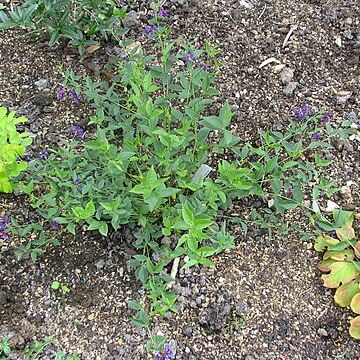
[0,106,31,193]
[315,209,360,340]
[0,0,127,54]
[6,3,358,332]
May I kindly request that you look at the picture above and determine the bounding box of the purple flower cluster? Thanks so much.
[322,112,330,123]
[313,132,320,140]
[70,90,83,104]
[158,8,169,17]
[56,85,66,100]
[145,24,158,36]
[56,84,83,104]
[294,104,313,120]
[182,50,196,63]
[38,150,50,160]
[0,215,11,240]
[72,177,82,193]
[51,220,59,230]
[70,125,85,139]
[197,61,210,72]
[154,343,175,360]
[285,188,293,198]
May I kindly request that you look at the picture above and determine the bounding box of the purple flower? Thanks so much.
[56,85,66,100]
[182,50,196,63]
[72,177,81,185]
[38,150,50,160]
[197,62,210,72]
[25,155,32,162]
[313,132,320,140]
[322,112,330,123]
[348,111,357,120]
[2,216,10,223]
[294,104,313,120]
[70,90,83,104]
[51,220,59,229]
[285,188,293,197]
[0,223,6,231]
[145,25,158,36]
[0,232,8,240]
[154,343,175,360]
[158,8,169,17]
[70,125,85,139]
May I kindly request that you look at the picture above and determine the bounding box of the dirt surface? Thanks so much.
[0,0,360,359]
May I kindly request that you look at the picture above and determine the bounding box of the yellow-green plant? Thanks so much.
[315,209,360,339]
[0,106,32,193]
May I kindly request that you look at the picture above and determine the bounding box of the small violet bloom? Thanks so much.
[70,125,85,139]
[322,112,330,123]
[70,90,83,104]
[56,85,66,100]
[182,50,196,63]
[0,232,9,240]
[154,343,175,360]
[158,8,169,17]
[72,177,81,186]
[348,111,357,120]
[51,220,59,230]
[38,150,50,160]
[2,215,10,223]
[285,188,293,197]
[294,104,313,120]
[145,24,158,36]
[197,62,210,71]
[313,132,320,140]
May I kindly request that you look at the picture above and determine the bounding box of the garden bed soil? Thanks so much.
[1,0,360,359]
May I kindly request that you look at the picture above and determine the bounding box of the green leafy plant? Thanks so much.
[51,280,70,294]
[12,4,357,340]
[0,106,32,193]
[23,336,52,359]
[0,336,11,358]
[315,209,360,340]
[0,0,127,54]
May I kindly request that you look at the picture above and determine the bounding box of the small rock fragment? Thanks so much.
[283,82,297,96]
[122,11,140,29]
[280,67,294,85]
[318,328,328,337]
[325,200,340,213]
[34,79,49,89]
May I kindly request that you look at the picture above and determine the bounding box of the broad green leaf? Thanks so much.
[182,203,194,226]
[336,226,355,241]
[351,293,360,314]
[323,249,354,261]
[314,235,339,252]
[321,262,357,288]
[349,316,360,340]
[334,279,360,307]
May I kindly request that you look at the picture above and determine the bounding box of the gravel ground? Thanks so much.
[0,0,359,359]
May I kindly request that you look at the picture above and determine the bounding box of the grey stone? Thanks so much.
[122,11,140,29]
[33,91,53,107]
[283,82,298,96]
[34,79,49,89]
[280,67,294,85]
[182,326,193,336]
